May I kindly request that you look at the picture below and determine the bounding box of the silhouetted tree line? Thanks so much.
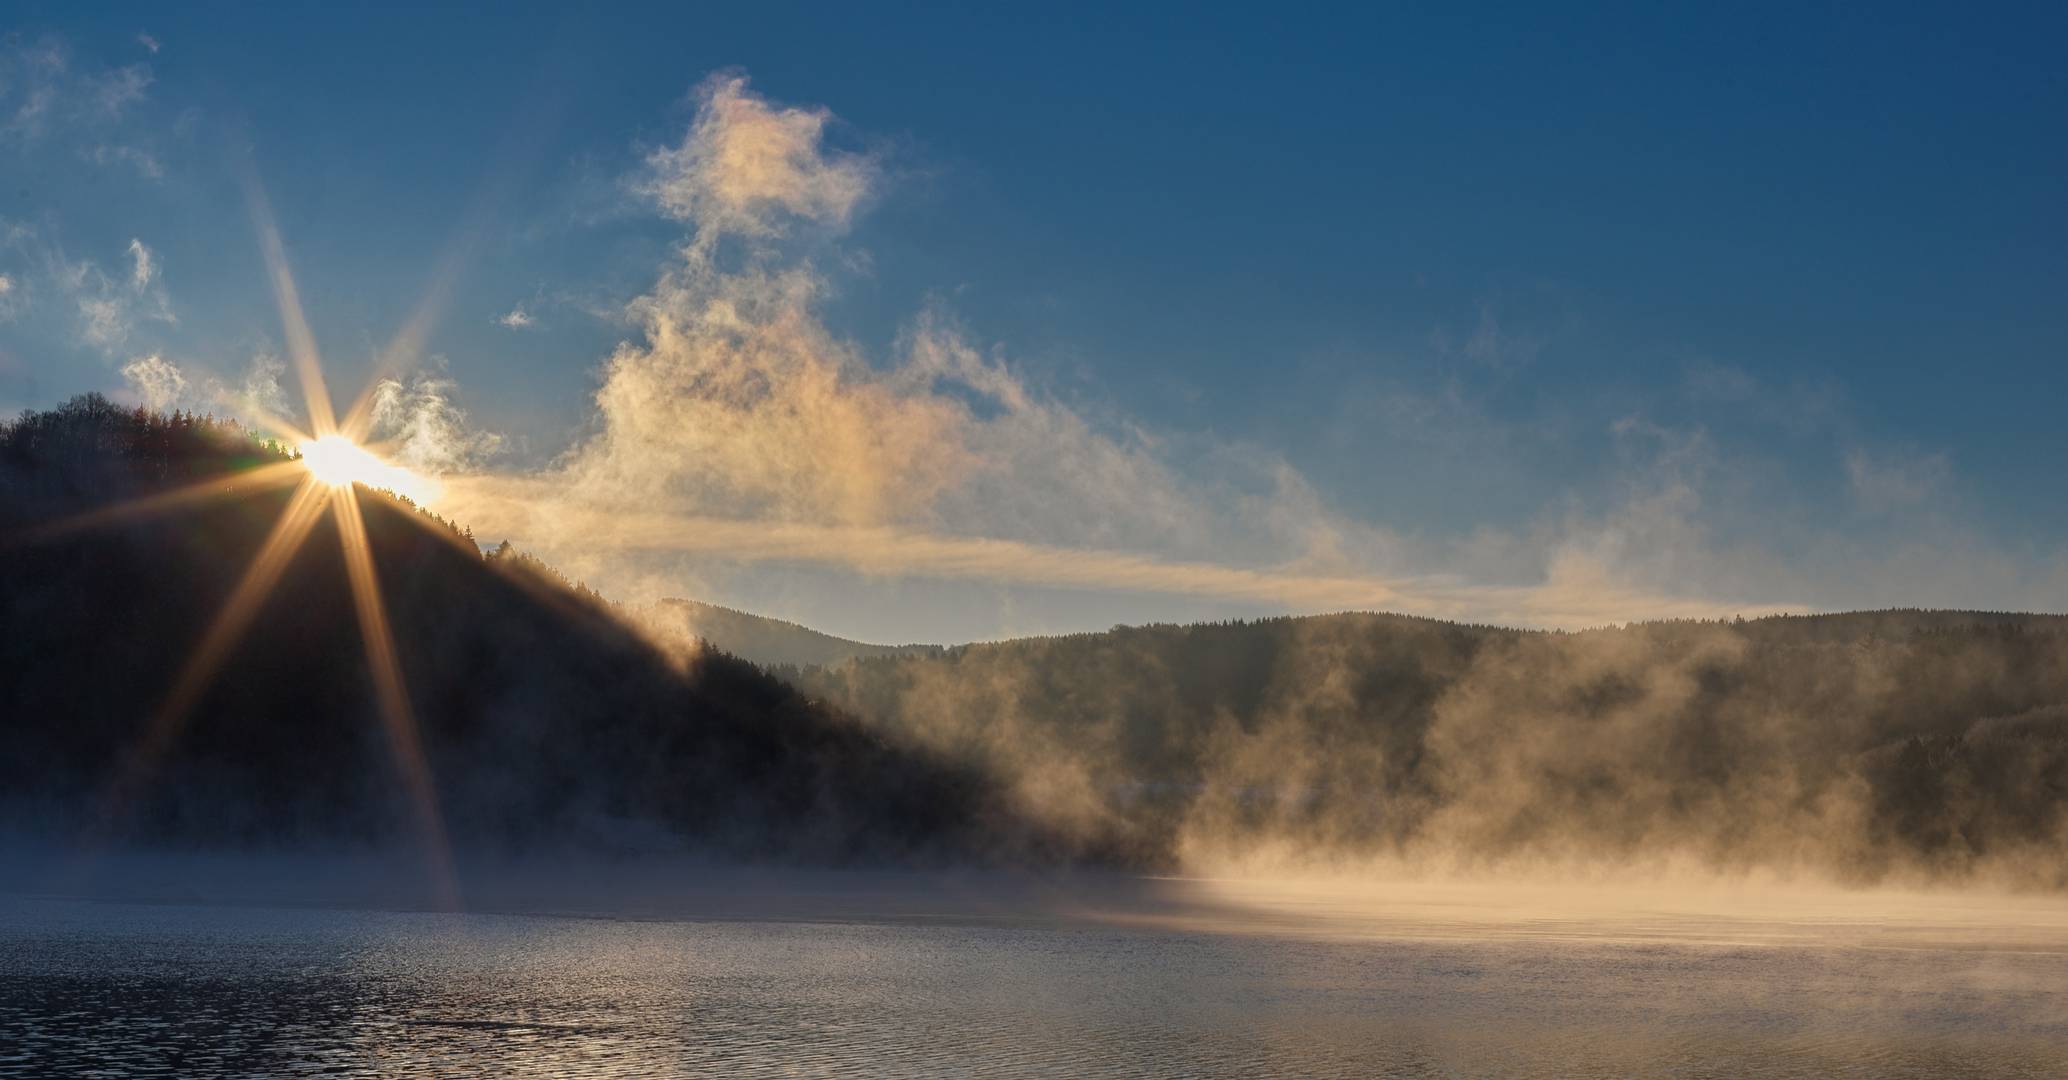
[3,394,291,497]
[0,397,1082,864]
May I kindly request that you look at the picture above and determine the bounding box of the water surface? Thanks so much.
[3,864,2065,1077]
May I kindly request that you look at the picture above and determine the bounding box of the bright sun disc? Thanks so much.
[297,435,438,504]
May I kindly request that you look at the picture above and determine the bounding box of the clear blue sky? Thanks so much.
[3,3,2063,640]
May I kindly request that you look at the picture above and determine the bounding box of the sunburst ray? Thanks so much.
[4,459,306,547]
[331,486,460,909]
[380,498,618,633]
[243,169,338,437]
[70,161,471,907]
[91,478,331,836]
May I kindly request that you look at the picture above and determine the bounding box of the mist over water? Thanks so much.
[5,861,2066,1078]
[2,5,2064,1075]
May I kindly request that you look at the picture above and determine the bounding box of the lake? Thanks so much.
[3,859,2065,1077]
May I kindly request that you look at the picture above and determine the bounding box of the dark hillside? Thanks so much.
[0,396,1067,864]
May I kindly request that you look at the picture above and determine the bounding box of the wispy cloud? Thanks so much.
[637,73,875,242]
[89,142,162,179]
[495,304,534,329]
[416,74,1794,630]
[1,39,151,138]
[441,475,1788,628]
[316,71,2060,635]
[126,237,156,289]
[1,37,164,181]
[50,235,175,352]
[120,352,185,411]
[370,372,504,474]
[228,351,289,423]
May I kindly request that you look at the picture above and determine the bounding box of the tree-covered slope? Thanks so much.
[0,396,1065,863]
[789,607,2068,884]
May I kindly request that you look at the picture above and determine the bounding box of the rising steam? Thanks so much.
[433,73,1785,629]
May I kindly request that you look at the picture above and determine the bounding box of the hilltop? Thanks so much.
[644,598,939,669]
[0,395,1072,864]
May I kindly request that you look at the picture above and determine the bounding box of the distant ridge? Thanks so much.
[653,598,941,669]
[787,605,2068,884]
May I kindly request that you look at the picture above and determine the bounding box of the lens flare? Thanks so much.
[65,168,464,909]
[297,434,438,505]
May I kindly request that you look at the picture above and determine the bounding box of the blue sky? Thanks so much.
[2,3,2063,641]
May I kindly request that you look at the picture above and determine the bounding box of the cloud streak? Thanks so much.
[1,38,156,165]
[52,235,175,352]
[441,475,1792,629]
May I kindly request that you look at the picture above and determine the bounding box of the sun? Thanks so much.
[47,171,465,908]
[297,434,438,504]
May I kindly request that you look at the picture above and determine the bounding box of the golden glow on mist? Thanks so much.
[297,434,438,505]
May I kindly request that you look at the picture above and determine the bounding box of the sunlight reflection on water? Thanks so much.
[2,887,2065,1078]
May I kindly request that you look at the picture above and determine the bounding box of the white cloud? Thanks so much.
[126,237,156,289]
[45,236,175,352]
[114,350,306,435]
[371,373,504,475]
[238,353,289,419]
[197,351,292,429]
[120,353,185,411]
[496,304,534,329]
[2,39,165,179]
[1,41,151,137]
[137,34,161,55]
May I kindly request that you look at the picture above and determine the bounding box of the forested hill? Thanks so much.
[0,395,1067,863]
[646,598,939,669]
[11,394,2064,886]
[786,609,2068,886]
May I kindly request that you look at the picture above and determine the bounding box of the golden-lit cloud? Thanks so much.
[639,73,875,240]
[423,73,1801,631]
[574,264,972,526]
